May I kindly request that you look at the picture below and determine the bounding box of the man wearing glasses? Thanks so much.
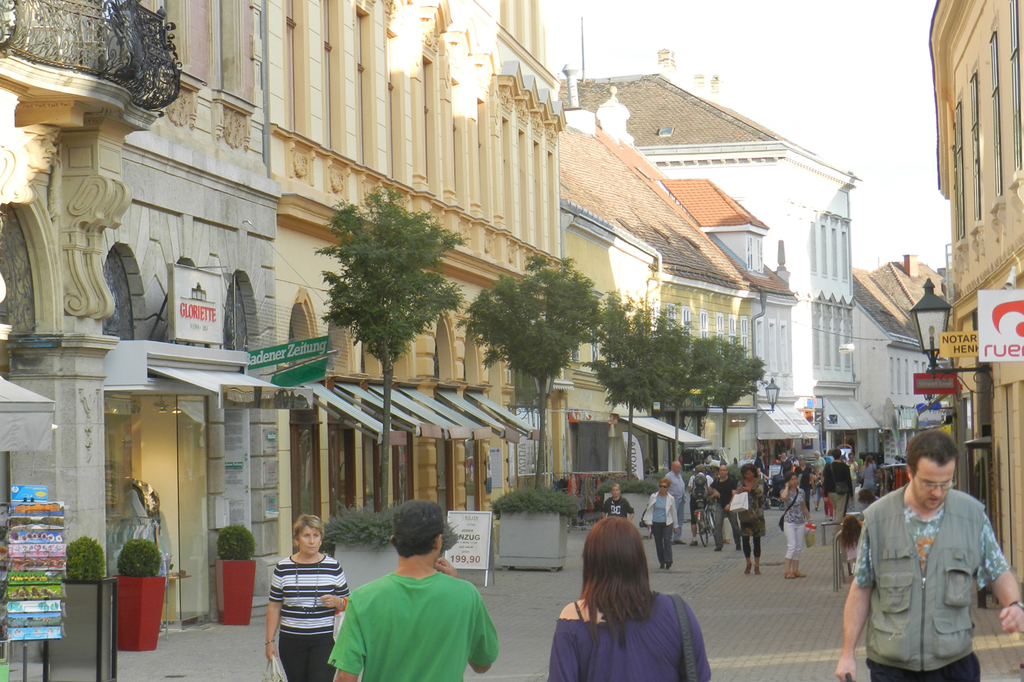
[835,429,1023,682]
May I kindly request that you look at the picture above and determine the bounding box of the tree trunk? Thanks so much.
[673,408,681,469]
[626,403,636,477]
[720,405,728,450]
[533,377,551,489]
[380,357,394,507]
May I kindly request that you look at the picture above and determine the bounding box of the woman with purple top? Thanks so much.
[547,517,712,682]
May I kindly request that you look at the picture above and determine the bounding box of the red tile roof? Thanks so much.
[661,179,769,230]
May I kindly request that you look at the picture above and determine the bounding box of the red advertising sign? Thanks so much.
[913,373,959,395]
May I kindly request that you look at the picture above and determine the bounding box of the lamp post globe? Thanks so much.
[909,279,951,371]
[764,378,780,411]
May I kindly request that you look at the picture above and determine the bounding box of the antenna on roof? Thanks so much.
[581,17,586,82]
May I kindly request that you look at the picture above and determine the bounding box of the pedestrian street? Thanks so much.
[100,505,1024,682]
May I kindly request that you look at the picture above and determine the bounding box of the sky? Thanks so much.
[542,0,950,273]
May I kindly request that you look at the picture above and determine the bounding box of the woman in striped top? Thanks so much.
[266,515,349,682]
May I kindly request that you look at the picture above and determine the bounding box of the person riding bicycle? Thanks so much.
[687,467,713,546]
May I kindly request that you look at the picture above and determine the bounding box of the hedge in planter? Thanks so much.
[116,539,164,651]
[325,505,458,590]
[216,525,257,626]
[67,536,106,581]
[491,488,576,570]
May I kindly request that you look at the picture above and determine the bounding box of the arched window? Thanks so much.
[0,207,35,332]
[224,272,256,351]
[103,247,135,340]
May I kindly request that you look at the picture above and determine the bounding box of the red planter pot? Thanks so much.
[216,559,256,625]
[116,575,165,651]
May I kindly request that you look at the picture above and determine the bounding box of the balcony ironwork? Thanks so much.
[0,0,181,111]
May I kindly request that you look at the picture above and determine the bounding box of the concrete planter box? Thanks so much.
[497,512,568,570]
[334,544,397,590]
[623,493,650,531]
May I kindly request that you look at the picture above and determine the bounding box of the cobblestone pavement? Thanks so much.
[33,506,1022,682]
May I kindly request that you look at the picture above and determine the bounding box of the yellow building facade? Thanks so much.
[266,0,563,546]
[933,0,1024,572]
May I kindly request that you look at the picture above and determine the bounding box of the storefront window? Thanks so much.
[104,395,208,623]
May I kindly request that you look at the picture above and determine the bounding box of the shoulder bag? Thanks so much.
[778,491,799,531]
[669,593,699,682]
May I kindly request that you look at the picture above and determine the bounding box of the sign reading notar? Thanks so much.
[248,336,329,368]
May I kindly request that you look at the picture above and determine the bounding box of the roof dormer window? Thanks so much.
[657,127,673,137]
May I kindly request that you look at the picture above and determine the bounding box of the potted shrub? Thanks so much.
[491,488,578,570]
[49,536,117,681]
[215,525,257,625]
[115,538,164,651]
[596,478,658,531]
[325,506,457,590]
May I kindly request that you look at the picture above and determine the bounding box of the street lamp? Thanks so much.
[763,378,780,411]
[909,279,951,372]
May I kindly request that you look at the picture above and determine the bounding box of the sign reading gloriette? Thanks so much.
[169,265,223,345]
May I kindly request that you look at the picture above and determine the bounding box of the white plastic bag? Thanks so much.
[731,492,749,512]
[263,656,287,682]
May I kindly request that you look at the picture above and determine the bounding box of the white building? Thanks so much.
[574,64,872,452]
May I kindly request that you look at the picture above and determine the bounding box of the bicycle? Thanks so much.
[693,498,715,546]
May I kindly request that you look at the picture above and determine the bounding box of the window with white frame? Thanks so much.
[682,306,692,332]
[728,315,737,342]
[716,312,725,339]
[700,310,709,338]
[780,322,789,372]
[591,343,600,362]
[755,318,764,359]
[768,320,777,372]
[746,236,754,270]
[571,347,580,362]
[665,303,677,327]
[740,317,749,349]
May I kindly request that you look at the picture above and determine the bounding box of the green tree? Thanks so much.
[462,256,599,487]
[588,295,673,473]
[658,328,718,464]
[318,187,465,504]
[703,337,766,448]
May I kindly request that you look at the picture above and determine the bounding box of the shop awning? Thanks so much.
[307,384,383,442]
[332,383,434,438]
[436,390,522,443]
[0,379,54,451]
[823,397,880,431]
[149,367,312,410]
[465,392,539,440]
[627,417,711,447]
[368,386,472,440]
[103,341,312,410]
[395,388,491,441]
[757,405,817,440]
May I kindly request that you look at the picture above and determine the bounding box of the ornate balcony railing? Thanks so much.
[0,0,181,111]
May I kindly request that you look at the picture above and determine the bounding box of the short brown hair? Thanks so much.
[292,514,324,540]
[906,429,958,474]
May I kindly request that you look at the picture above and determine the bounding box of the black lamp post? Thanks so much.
[763,378,780,411]
[909,279,952,372]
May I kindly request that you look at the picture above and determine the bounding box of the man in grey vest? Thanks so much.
[835,429,1024,682]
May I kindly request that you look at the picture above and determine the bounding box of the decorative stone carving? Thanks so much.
[330,164,350,194]
[531,112,542,131]
[546,125,557,145]
[484,230,494,255]
[515,98,528,123]
[421,15,438,52]
[970,223,985,262]
[215,103,251,150]
[507,243,518,266]
[0,125,60,206]
[498,86,513,112]
[166,88,197,129]
[291,144,310,180]
[475,63,492,95]
[64,175,133,318]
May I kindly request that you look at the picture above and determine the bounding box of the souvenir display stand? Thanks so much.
[0,486,67,682]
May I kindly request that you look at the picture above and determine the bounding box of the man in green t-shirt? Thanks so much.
[329,500,498,682]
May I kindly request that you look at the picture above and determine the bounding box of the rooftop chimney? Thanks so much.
[693,74,705,91]
[596,86,634,146]
[658,49,676,78]
[903,254,919,278]
[710,75,720,103]
[562,64,580,108]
